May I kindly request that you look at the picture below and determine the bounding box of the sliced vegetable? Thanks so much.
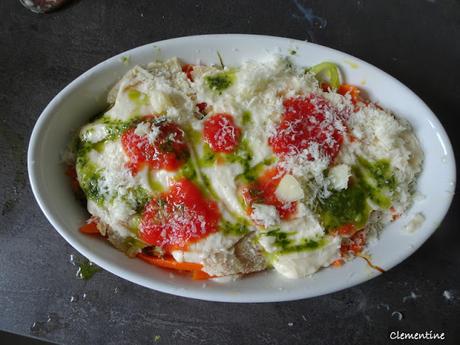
[331,259,344,267]
[338,84,361,104]
[192,270,212,280]
[65,165,80,193]
[137,253,204,271]
[79,220,100,235]
[309,62,341,89]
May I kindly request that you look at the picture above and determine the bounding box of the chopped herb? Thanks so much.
[217,51,225,69]
[289,49,297,55]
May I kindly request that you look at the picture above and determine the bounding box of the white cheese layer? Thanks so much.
[336,104,423,213]
[171,232,241,264]
[257,205,338,278]
[201,163,246,217]
[272,236,340,279]
[73,55,423,281]
[106,58,194,123]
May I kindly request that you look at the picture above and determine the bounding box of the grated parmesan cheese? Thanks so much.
[251,204,280,228]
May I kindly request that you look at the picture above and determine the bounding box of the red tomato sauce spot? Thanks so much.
[139,179,221,251]
[65,165,81,193]
[121,121,189,174]
[182,64,194,81]
[269,96,347,161]
[340,230,366,256]
[241,167,297,220]
[338,84,361,104]
[196,102,208,115]
[203,113,241,153]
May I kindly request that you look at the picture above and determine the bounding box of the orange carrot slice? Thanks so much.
[137,254,203,272]
[79,220,100,235]
[338,84,361,104]
[331,259,345,268]
[192,270,212,280]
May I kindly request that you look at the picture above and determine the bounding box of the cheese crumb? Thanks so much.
[275,174,304,202]
[328,164,351,190]
[251,204,280,228]
[134,122,160,144]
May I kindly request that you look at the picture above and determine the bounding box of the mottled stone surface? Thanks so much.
[0,0,459,344]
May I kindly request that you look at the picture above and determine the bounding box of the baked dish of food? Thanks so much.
[66,55,423,281]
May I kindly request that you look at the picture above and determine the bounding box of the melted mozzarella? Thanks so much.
[272,236,340,279]
[251,204,280,228]
[171,232,241,264]
[74,56,423,281]
[201,163,246,217]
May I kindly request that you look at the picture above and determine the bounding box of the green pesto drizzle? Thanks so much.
[179,158,198,181]
[235,156,275,185]
[74,115,141,205]
[124,186,150,213]
[225,139,253,170]
[75,141,104,205]
[316,157,397,230]
[205,71,235,94]
[127,89,149,105]
[200,143,217,167]
[199,139,254,171]
[241,111,252,126]
[127,214,142,233]
[219,220,250,236]
[124,236,148,256]
[99,116,134,141]
[262,229,326,255]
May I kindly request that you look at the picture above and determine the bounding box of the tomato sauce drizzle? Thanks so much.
[203,113,241,153]
[121,121,189,174]
[269,95,347,162]
[340,230,366,256]
[241,166,297,220]
[139,179,221,252]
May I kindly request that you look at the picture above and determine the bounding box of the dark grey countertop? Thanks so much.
[1,0,459,344]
